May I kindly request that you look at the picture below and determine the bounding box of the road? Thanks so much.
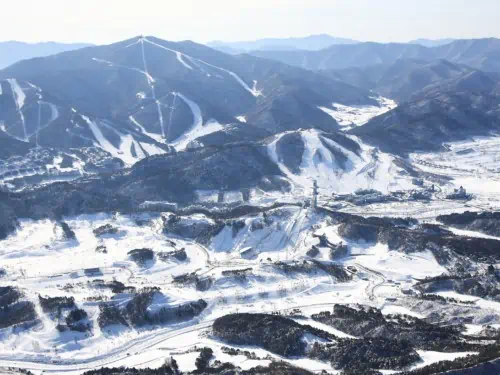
[354,263,387,300]
[0,300,356,374]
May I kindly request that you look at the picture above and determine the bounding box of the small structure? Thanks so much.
[84,268,103,277]
[402,288,414,295]
[411,190,432,200]
[217,190,225,203]
[239,247,255,259]
[140,201,178,212]
[241,189,251,203]
[412,178,424,186]
[446,186,472,200]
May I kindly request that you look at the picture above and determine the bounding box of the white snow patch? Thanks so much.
[169,93,223,150]
[129,115,164,144]
[381,305,424,319]
[140,142,165,156]
[6,78,26,109]
[236,115,247,123]
[414,350,478,369]
[319,96,396,130]
[145,37,262,98]
[81,115,124,161]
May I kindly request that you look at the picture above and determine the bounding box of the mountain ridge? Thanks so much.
[0,41,93,69]
[250,38,500,73]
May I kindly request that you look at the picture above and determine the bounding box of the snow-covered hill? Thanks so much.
[0,207,498,373]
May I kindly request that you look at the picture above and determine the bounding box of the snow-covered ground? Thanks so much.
[268,129,414,196]
[319,96,396,130]
[0,205,494,374]
[410,136,500,197]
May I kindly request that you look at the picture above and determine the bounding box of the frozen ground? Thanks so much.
[0,205,497,374]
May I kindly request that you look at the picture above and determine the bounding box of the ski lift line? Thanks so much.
[124,39,142,49]
[92,58,150,80]
[166,93,178,143]
[140,39,166,139]
[35,100,41,148]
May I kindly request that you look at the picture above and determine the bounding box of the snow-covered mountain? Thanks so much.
[0,36,377,163]
[352,70,500,154]
[321,59,475,102]
[3,35,500,375]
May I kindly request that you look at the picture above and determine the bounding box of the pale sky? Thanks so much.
[3,0,500,44]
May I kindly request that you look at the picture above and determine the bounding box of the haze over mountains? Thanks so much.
[207,34,360,54]
[207,35,458,54]
[0,41,93,69]
[250,38,500,72]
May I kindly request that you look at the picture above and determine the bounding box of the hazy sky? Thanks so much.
[3,0,500,44]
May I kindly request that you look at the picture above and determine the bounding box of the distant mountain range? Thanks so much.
[408,38,456,47]
[251,38,500,73]
[207,34,359,54]
[207,35,459,54]
[0,41,93,69]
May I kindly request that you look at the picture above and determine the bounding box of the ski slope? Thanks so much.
[268,129,414,195]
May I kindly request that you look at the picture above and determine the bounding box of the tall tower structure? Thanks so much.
[312,179,319,209]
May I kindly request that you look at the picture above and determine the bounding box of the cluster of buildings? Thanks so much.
[446,186,472,200]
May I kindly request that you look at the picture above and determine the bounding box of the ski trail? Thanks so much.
[7,78,26,109]
[143,38,193,70]
[185,57,211,77]
[92,58,153,83]
[144,37,260,97]
[140,39,165,139]
[45,102,59,124]
[267,133,306,192]
[166,93,178,142]
[125,39,141,49]
[6,78,28,141]
[129,115,164,143]
[81,115,120,156]
[177,93,203,131]
[30,102,60,139]
[36,101,41,147]
[196,58,261,97]
[252,80,262,96]
[170,93,224,150]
